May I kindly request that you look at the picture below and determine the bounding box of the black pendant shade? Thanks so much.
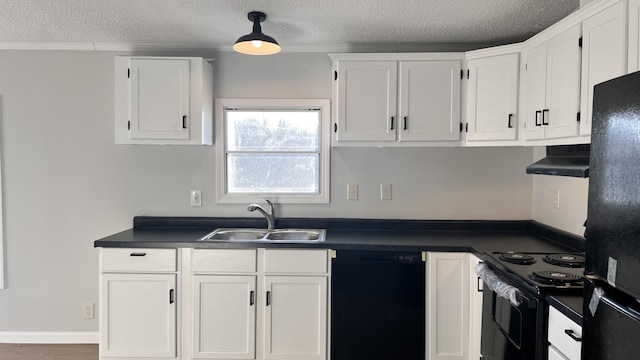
[233,11,281,55]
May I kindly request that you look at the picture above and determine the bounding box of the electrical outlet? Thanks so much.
[380,184,392,200]
[82,302,94,319]
[553,189,560,209]
[191,190,202,207]
[347,184,358,200]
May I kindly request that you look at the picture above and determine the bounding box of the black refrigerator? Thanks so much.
[583,71,640,359]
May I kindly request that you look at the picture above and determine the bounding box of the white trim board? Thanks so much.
[0,331,98,344]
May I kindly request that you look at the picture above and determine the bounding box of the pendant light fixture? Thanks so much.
[233,11,281,55]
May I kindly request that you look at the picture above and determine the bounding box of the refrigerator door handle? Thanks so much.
[598,292,640,322]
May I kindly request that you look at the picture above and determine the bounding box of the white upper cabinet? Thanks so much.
[629,0,640,72]
[580,1,628,137]
[333,60,398,142]
[330,53,463,147]
[114,56,213,145]
[398,60,462,142]
[465,49,520,145]
[524,24,582,142]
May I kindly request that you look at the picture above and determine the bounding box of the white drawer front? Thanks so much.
[548,306,582,360]
[101,248,177,272]
[192,249,257,272]
[264,249,328,274]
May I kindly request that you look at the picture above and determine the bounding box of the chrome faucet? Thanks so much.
[247,199,275,230]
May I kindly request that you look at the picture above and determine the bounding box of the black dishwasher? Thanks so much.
[331,250,425,360]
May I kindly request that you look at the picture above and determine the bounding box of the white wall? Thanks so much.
[0,50,534,333]
[531,147,589,236]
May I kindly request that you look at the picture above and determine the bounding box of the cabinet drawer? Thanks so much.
[192,249,257,272]
[548,306,582,360]
[101,248,177,272]
[264,249,328,274]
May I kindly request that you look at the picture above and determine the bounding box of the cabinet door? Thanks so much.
[426,252,469,360]
[335,61,397,142]
[398,60,461,142]
[129,58,191,140]
[466,54,519,142]
[629,0,640,72]
[468,254,483,360]
[524,42,548,140]
[549,345,570,360]
[264,276,327,360]
[580,1,627,136]
[544,24,582,140]
[100,273,177,358]
[192,275,257,359]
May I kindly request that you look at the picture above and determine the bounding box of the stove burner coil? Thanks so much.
[542,254,585,268]
[499,252,536,265]
[530,271,583,286]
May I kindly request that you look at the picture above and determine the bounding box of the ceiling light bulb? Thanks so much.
[252,40,263,48]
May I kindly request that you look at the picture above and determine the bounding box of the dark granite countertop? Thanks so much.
[547,294,584,325]
[94,216,586,321]
[94,216,585,255]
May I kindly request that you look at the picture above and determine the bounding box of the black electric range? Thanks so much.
[479,252,585,360]
[483,251,585,295]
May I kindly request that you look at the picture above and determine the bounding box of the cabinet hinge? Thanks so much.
[579,37,583,48]
[127,68,130,78]
[334,70,338,81]
[577,112,581,122]
[127,120,130,131]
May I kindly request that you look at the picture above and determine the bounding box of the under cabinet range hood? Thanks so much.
[526,144,590,178]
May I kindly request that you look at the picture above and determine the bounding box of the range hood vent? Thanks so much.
[526,144,590,178]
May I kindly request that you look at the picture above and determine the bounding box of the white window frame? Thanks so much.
[0,145,4,289]
[215,98,331,204]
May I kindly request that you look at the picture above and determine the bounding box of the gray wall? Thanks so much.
[0,50,535,332]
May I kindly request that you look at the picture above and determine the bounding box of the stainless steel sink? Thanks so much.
[199,228,326,243]
[202,228,268,241]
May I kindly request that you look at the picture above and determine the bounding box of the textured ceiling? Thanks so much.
[0,0,580,51]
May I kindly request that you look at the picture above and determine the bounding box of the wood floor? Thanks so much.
[0,344,98,360]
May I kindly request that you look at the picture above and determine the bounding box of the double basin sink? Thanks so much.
[200,228,326,243]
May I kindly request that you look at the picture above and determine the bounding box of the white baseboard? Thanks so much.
[0,331,98,344]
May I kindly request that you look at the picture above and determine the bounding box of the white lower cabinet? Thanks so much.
[263,276,327,360]
[189,248,329,360]
[192,275,256,359]
[547,306,582,360]
[99,248,179,360]
[426,252,482,360]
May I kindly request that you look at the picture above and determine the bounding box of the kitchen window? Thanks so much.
[215,99,330,204]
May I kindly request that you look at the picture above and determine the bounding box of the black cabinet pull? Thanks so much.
[535,110,542,126]
[508,114,514,128]
[334,123,337,133]
[390,116,395,130]
[564,329,582,342]
[169,289,175,304]
[403,116,408,130]
[266,291,271,306]
[250,291,255,306]
[129,252,146,257]
[542,109,549,125]
[182,115,187,129]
